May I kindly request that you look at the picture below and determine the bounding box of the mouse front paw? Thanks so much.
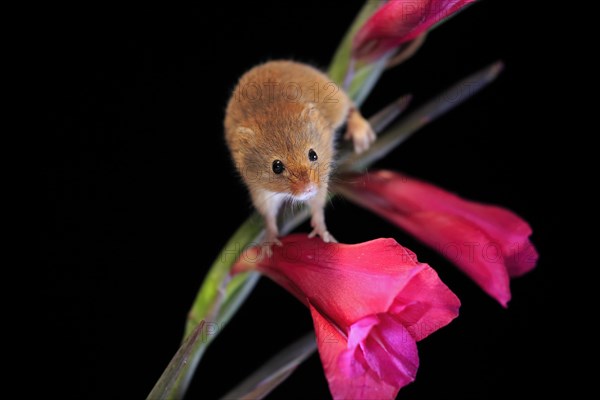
[344,110,376,154]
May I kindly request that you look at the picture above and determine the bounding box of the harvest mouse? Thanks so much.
[224,60,374,251]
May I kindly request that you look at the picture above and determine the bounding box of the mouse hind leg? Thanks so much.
[344,107,376,154]
[312,81,375,154]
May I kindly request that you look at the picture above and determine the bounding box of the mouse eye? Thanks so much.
[308,149,318,162]
[272,160,285,174]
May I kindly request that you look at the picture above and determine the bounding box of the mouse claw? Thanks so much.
[259,244,273,261]
[324,231,338,243]
[308,228,337,243]
[258,238,282,261]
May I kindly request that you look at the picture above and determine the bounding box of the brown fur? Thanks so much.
[224,60,373,245]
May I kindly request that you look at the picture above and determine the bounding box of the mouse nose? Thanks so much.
[291,179,309,193]
[292,182,317,200]
[291,173,317,198]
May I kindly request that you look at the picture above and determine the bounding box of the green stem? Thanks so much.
[327,1,384,86]
[185,213,264,337]
[219,332,317,400]
[146,321,206,400]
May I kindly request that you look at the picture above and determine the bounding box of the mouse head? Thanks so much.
[236,102,333,200]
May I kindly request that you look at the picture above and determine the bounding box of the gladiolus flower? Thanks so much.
[335,170,538,307]
[353,0,476,61]
[234,234,460,399]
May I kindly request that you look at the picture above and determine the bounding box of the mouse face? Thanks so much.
[236,103,334,200]
[267,143,326,200]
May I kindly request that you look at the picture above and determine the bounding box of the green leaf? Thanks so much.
[336,94,412,165]
[218,271,261,332]
[348,56,390,106]
[368,94,413,133]
[185,213,264,337]
[338,61,505,172]
[219,333,317,400]
[156,214,264,399]
[146,321,206,400]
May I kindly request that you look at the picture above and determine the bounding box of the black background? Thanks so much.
[42,1,568,399]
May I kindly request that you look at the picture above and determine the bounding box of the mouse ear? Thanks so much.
[302,102,319,121]
[237,126,255,136]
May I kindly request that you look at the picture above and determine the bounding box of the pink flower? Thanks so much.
[353,0,476,61]
[335,170,538,307]
[234,234,460,400]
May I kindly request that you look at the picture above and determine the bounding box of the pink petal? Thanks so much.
[376,174,539,278]
[311,304,418,400]
[336,171,538,306]
[403,211,513,306]
[248,235,430,327]
[243,235,460,328]
[353,0,476,60]
[390,262,461,341]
